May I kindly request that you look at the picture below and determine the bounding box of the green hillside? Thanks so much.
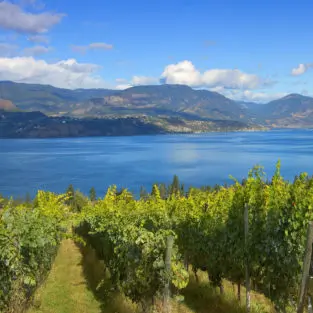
[3,81,313,128]
[0,81,114,113]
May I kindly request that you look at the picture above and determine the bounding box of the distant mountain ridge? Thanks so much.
[0,81,114,113]
[0,81,249,122]
[258,93,313,127]
[76,84,248,122]
[1,81,313,128]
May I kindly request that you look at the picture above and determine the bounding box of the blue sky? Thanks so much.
[0,0,312,102]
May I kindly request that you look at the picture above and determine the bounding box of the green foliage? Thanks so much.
[77,187,189,311]
[159,183,167,200]
[169,175,181,197]
[89,187,97,202]
[66,184,75,203]
[0,191,70,312]
[3,161,313,313]
[66,185,89,212]
[76,161,313,312]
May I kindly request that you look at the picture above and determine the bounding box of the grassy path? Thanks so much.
[28,239,102,313]
[27,239,274,313]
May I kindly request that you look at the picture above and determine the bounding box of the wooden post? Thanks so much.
[244,203,251,313]
[163,235,174,313]
[297,222,313,313]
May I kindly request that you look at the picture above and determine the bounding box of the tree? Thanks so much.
[73,191,89,212]
[151,184,161,200]
[89,187,97,202]
[180,183,185,196]
[66,184,75,198]
[66,184,75,207]
[169,175,180,196]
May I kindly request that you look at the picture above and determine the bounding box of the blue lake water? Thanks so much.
[1,129,313,198]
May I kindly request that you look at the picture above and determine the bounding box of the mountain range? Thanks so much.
[0,81,312,137]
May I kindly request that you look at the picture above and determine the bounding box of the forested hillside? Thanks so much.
[0,110,257,138]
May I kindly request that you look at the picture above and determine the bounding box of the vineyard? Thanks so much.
[0,192,71,312]
[1,161,313,313]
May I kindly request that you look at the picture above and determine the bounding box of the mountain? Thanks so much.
[0,99,17,111]
[0,110,257,138]
[260,94,313,127]
[73,84,248,121]
[0,82,249,122]
[0,81,114,113]
[5,81,313,129]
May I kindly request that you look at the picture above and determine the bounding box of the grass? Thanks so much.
[27,240,276,313]
[181,272,275,313]
[27,239,102,313]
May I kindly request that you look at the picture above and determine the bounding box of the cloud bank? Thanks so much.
[291,63,313,76]
[160,60,265,90]
[0,1,64,33]
[0,57,108,89]
[0,56,284,101]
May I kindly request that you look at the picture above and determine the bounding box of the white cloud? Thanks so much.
[291,63,313,76]
[204,69,261,89]
[113,62,283,102]
[56,59,100,73]
[114,76,158,89]
[23,45,51,56]
[72,42,113,53]
[27,35,49,44]
[239,90,287,102]
[115,84,132,90]
[131,76,158,85]
[0,1,64,33]
[0,57,109,89]
[208,86,226,94]
[161,60,264,90]
[161,61,202,86]
[215,87,287,103]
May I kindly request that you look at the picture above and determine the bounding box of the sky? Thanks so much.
[0,0,312,102]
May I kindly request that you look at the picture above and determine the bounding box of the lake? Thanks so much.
[1,129,313,198]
